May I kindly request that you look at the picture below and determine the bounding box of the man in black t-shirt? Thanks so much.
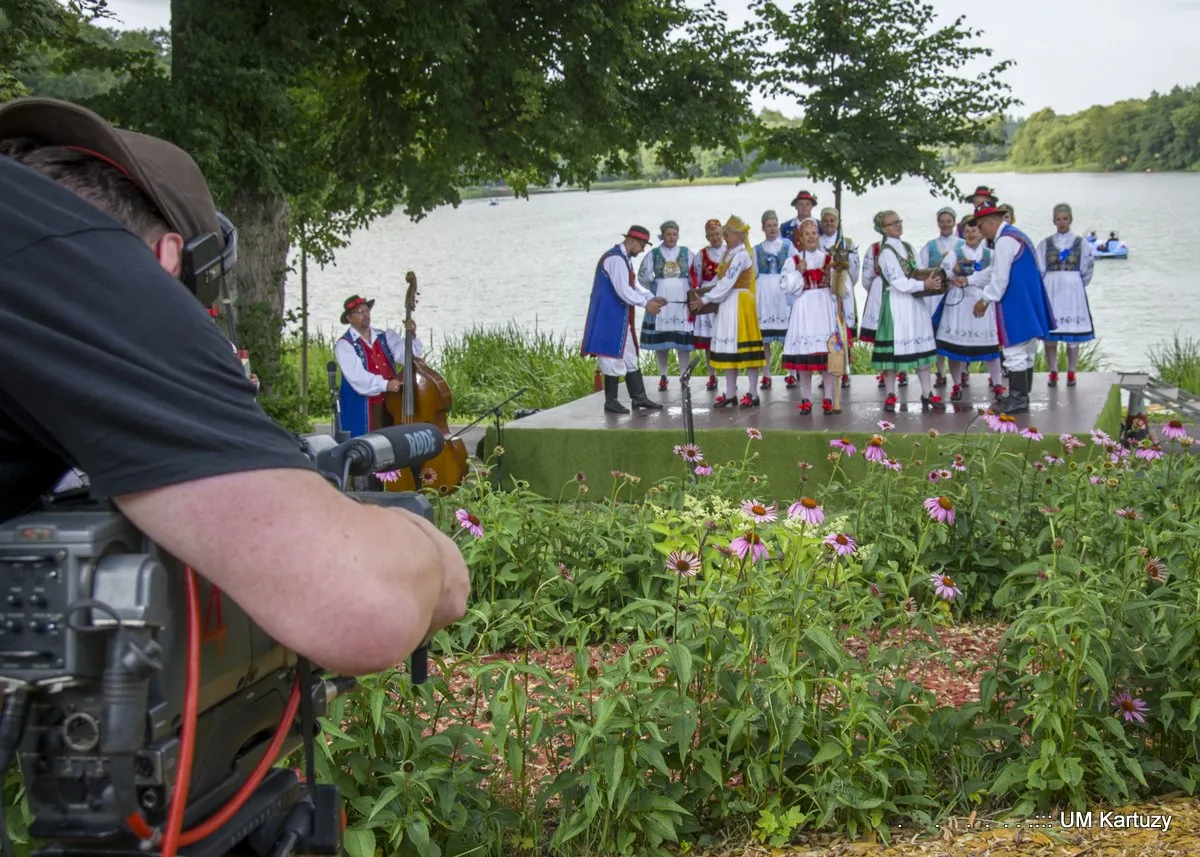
[0,97,469,675]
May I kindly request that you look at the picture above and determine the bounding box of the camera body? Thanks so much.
[0,426,442,857]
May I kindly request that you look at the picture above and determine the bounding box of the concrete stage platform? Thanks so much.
[483,372,1123,501]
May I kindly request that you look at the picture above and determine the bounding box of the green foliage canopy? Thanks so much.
[746,0,1016,203]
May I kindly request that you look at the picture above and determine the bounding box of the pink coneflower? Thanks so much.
[419,467,438,485]
[1091,429,1113,446]
[830,437,857,456]
[824,532,857,556]
[1039,505,1061,515]
[902,597,919,616]
[1115,507,1143,520]
[927,470,941,484]
[666,550,701,577]
[375,469,400,483]
[1110,445,1130,462]
[937,469,952,480]
[869,582,882,597]
[1111,691,1150,724]
[924,496,956,525]
[951,455,967,472]
[1021,427,1043,441]
[455,508,484,538]
[788,497,825,525]
[797,460,813,471]
[1089,475,1103,485]
[558,562,573,582]
[694,464,713,477]
[930,572,961,601]
[730,531,769,562]
[864,435,887,463]
[1136,444,1164,461]
[990,413,1018,434]
[878,420,896,432]
[927,429,941,438]
[677,443,703,463]
[1145,556,1169,583]
[1043,454,1064,466]
[882,457,903,472]
[1060,433,1084,451]
[741,499,778,523]
[746,427,763,440]
[672,444,683,457]
[1162,419,1188,441]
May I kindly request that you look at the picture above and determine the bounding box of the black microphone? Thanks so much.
[325,361,338,393]
[320,423,446,478]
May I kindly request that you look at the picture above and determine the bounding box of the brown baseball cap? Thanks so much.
[0,97,223,247]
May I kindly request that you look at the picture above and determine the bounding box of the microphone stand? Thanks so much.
[448,387,529,485]
[325,361,349,442]
[680,354,701,479]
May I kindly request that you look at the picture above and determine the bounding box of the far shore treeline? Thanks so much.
[5,0,1198,433]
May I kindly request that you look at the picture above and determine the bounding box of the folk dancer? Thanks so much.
[869,210,947,412]
[969,201,1057,414]
[780,220,842,415]
[918,207,962,387]
[638,219,694,390]
[333,294,422,437]
[935,217,1003,401]
[1036,204,1095,387]
[818,207,860,389]
[754,209,796,389]
[780,189,820,241]
[688,215,765,407]
[689,218,725,390]
[858,235,909,390]
[581,225,667,413]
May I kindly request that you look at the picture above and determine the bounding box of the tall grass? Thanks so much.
[1148,334,1200,393]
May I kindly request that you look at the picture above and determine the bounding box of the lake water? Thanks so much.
[285,172,1200,372]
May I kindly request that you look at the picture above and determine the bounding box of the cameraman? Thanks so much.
[0,97,470,676]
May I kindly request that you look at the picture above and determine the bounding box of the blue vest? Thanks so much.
[994,226,1056,346]
[337,328,401,437]
[650,246,690,281]
[952,243,991,276]
[755,241,793,275]
[581,246,635,358]
[925,238,960,268]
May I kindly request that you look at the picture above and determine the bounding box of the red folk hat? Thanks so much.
[623,225,653,245]
[969,200,1004,222]
[790,189,817,206]
[340,294,375,324]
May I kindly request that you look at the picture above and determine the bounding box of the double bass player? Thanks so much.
[333,293,423,437]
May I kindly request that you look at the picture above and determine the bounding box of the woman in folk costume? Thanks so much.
[935,216,1003,402]
[818,207,860,390]
[689,218,725,391]
[918,207,962,388]
[1035,203,1095,387]
[858,237,909,390]
[870,210,947,412]
[779,219,842,415]
[638,219,694,390]
[753,209,796,390]
[689,215,765,407]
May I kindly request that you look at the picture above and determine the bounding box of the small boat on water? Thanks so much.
[489,198,501,206]
[1086,232,1129,260]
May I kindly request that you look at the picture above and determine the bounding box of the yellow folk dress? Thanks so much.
[706,244,766,371]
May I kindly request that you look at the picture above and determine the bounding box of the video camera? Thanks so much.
[0,423,449,857]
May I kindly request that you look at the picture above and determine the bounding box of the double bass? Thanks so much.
[382,271,469,494]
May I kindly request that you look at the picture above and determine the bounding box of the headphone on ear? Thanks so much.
[181,211,238,307]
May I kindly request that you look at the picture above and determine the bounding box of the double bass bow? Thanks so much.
[383,271,469,495]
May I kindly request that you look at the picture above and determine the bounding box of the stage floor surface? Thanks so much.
[483,372,1125,501]
[505,371,1123,437]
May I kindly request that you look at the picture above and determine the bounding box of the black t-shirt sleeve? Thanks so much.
[0,225,316,499]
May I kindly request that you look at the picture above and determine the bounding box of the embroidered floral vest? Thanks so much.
[651,246,690,280]
[953,244,992,276]
[1044,236,1083,272]
[879,241,917,290]
[755,242,791,275]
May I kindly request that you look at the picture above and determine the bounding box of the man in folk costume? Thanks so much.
[780,189,820,242]
[918,207,963,388]
[1036,203,1095,388]
[970,200,1057,414]
[689,218,725,391]
[780,219,842,415]
[688,215,765,408]
[818,207,859,390]
[333,294,422,437]
[753,209,795,390]
[869,210,948,413]
[581,225,667,414]
[638,219,694,390]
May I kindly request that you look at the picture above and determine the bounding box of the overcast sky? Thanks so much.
[98,0,1200,118]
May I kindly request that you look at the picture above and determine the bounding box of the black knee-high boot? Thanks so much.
[626,370,663,409]
[604,375,630,413]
